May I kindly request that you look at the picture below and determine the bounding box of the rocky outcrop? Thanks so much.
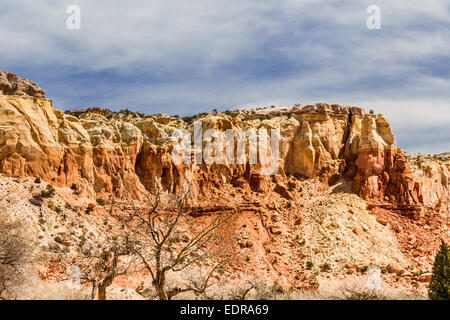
[0,71,46,98]
[345,114,421,205]
[0,74,448,210]
[407,154,450,212]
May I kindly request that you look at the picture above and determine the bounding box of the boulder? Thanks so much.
[274,184,293,200]
[418,272,432,282]
[386,262,402,274]
[352,226,364,236]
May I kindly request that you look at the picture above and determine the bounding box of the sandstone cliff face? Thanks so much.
[0,82,448,210]
[408,154,450,212]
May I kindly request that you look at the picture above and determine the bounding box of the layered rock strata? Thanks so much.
[0,73,448,210]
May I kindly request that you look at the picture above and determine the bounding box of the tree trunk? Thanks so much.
[97,275,114,300]
[154,267,168,300]
[155,284,168,300]
[97,253,118,300]
[98,284,107,300]
[91,281,97,300]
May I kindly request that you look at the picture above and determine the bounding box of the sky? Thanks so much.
[1,0,449,154]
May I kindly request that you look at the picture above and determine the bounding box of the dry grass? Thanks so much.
[275,275,426,300]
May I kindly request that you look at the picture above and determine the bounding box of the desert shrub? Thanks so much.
[321,263,331,272]
[345,291,386,300]
[34,177,41,184]
[428,241,450,300]
[41,184,56,198]
[36,283,90,300]
[312,275,427,300]
[71,183,77,190]
[202,274,271,300]
[96,198,105,206]
[54,236,63,244]
[306,261,314,270]
[412,270,424,277]
[29,195,43,206]
[182,116,194,123]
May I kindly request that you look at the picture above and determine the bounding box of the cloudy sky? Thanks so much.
[1,0,449,153]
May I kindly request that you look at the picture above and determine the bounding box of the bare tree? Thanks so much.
[114,184,234,300]
[73,243,134,300]
[217,273,264,300]
[0,217,33,299]
[233,276,261,300]
[61,199,136,300]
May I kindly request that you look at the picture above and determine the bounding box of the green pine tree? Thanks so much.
[428,241,450,300]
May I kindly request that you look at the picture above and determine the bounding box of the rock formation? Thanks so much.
[0,71,46,98]
[0,72,448,211]
[0,72,448,296]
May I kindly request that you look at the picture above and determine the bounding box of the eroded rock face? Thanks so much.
[0,71,46,98]
[408,154,450,212]
[0,91,448,210]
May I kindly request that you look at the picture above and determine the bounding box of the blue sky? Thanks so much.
[1,0,450,153]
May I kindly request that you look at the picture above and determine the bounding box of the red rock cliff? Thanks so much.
[0,73,448,210]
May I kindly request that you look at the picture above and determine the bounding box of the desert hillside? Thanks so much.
[0,71,448,299]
